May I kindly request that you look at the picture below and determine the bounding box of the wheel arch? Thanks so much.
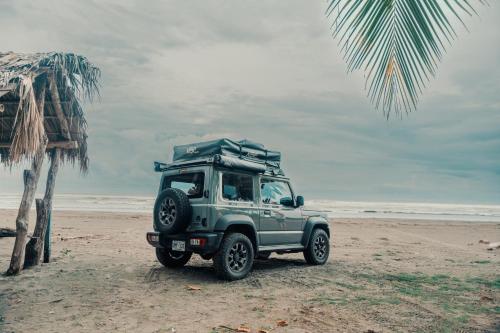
[301,217,330,248]
[214,214,259,251]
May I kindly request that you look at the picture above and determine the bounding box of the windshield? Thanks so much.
[163,172,205,198]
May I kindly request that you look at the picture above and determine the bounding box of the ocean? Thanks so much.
[1,194,499,222]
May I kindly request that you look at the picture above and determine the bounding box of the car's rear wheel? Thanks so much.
[156,248,192,268]
[213,233,254,281]
[303,228,329,265]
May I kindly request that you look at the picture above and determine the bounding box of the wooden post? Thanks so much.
[6,144,46,275]
[6,79,47,276]
[44,210,52,263]
[24,199,47,267]
[24,148,61,267]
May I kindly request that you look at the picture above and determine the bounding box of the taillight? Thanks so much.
[147,233,159,243]
[190,238,206,247]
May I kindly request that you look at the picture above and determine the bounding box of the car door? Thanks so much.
[258,177,304,246]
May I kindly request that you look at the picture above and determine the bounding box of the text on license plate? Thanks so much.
[172,240,185,252]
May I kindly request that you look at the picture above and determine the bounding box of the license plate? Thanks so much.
[171,240,185,252]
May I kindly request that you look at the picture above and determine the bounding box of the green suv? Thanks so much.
[146,139,330,280]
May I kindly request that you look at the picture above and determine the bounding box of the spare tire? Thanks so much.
[154,188,192,233]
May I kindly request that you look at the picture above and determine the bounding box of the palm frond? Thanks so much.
[326,0,487,117]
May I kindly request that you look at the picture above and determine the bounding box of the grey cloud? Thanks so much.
[0,0,499,204]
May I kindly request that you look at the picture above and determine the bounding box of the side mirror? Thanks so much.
[296,195,304,207]
[279,197,294,207]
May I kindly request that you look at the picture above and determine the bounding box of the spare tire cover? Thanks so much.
[154,188,192,233]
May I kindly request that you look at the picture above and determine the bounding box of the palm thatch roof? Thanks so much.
[0,52,100,171]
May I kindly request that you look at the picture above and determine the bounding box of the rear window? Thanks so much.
[163,172,204,198]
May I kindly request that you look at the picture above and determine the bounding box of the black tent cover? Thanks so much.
[173,138,281,168]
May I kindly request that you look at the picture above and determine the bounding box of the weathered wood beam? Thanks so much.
[6,142,46,275]
[25,148,61,268]
[48,74,71,140]
[0,228,17,237]
[0,141,78,149]
[0,115,66,119]
[6,81,48,276]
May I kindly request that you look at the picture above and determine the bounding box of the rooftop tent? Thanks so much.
[173,138,281,167]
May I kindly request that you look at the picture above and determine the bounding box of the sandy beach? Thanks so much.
[0,210,498,333]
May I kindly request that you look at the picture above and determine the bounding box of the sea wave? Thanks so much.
[0,194,499,222]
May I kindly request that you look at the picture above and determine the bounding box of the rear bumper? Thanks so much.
[146,231,223,255]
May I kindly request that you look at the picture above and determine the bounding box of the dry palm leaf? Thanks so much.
[186,285,202,291]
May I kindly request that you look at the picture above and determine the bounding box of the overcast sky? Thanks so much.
[0,0,499,204]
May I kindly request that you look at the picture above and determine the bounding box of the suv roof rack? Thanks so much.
[154,154,285,177]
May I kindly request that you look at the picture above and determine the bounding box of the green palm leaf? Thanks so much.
[326,0,487,117]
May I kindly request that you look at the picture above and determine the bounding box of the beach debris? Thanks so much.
[276,319,288,327]
[236,326,251,332]
[258,329,270,333]
[480,295,493,302]
[487,242,500,250]
[186,285,202,291]
[217,325,239,332]
[60,235,97,241]
[0,228,17,238]
[34,298,64,305]
[478,239,489,244]
[379,237,389,241]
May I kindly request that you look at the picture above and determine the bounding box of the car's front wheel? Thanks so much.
[303,228,330,265]
[213,233,254,281]
[156,248,192,268]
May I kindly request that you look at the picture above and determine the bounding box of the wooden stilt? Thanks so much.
[44,210,52,263]
[6,144,46,275]
[6,78,47,276]
[24,148,61,267]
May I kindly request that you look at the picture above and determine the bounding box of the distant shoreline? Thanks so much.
[1,194,499,222]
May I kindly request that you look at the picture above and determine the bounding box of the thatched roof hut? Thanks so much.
[0,52,100,171]
[1,52,100,275]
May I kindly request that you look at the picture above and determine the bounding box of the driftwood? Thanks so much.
[487,242,500,250]
[24,148,61,268]
[0,228,17,237]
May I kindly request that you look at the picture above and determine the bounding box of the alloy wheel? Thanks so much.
[227,241,249,273]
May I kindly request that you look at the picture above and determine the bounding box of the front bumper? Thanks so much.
[146,231,223,255]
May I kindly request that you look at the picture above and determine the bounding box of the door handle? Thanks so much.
[263,210,271,216]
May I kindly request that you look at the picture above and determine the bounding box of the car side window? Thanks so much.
[260,178,292,205]
[222,173,254,202]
